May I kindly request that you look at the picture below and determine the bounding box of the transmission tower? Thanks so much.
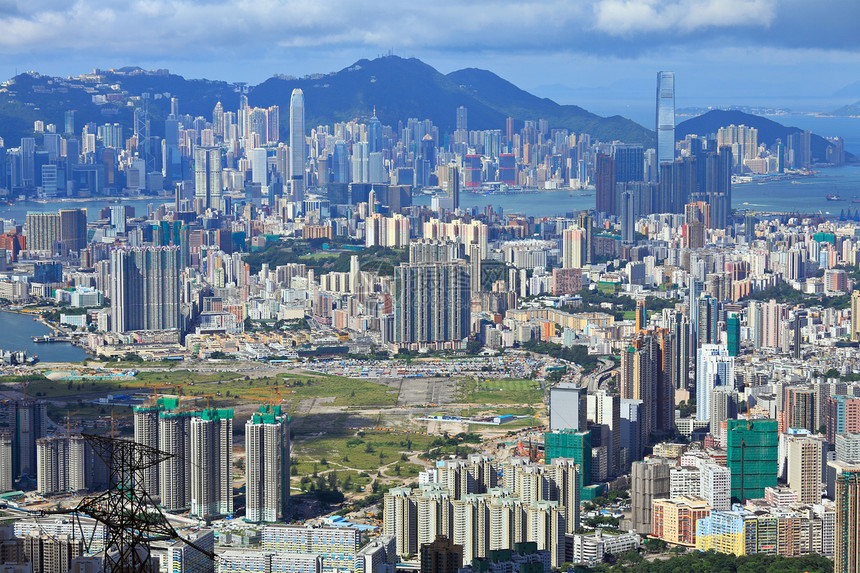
[48,433,214,573]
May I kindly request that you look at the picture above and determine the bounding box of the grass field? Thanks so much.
[11,377,147,398]
[198,373,400,409]
[292,430,434,472]
[457,378,543,405]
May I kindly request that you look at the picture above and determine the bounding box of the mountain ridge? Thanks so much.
[0,56,654,145]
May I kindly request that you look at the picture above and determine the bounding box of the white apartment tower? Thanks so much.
[190,409,233,520]
[245,405,290,523]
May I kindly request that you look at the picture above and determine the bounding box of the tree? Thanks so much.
[466,338,483,355]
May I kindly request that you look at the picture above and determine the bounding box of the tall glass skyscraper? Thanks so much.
[289,88,305,203]
[656,71,675,171]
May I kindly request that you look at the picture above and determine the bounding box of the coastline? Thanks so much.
[27,195,174,205]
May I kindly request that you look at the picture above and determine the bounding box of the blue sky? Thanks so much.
[1,0,858,117]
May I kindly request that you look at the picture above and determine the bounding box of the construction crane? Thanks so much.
[240,384,292,409]
[64,410,81,435]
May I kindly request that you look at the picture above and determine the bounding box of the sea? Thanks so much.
[0,311,87,363]
[414,165,860,218]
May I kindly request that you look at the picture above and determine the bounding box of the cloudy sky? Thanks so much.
[1,0,858,119]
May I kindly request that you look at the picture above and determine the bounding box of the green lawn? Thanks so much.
[292,430,434,472]
[457,378,543,405]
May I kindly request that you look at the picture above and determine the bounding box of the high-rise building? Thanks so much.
[0,434,12,493]
[190,409,233,520]
[587,391,621,477]
[23,532,84,573]
[835,466,860,573]
[620,332,674,444]
[159,410,194,511]
[576,211,593,264]
[852,291,860,343]
[58,209,87,255]
[562,227,584,269]
[656,71,675,171]
[827,395,860,443]
[11,400,48,480]
[700,463,731,511]
[25,212,60,253]
[134,399,177,495]
[786,434,824,504]
[612,144,644,184]
[194,147,222,213]
[726,418,778,502]
[420,535,462,573]
[726,315,740,356]
[544,430,592,498]
[631,458,670,534]
[394,242,470,350]
[368,108,383,153]
[782,386,817,433]
[447,165,460,210]
[289,89,305,202]
[595,153,615,215]
[36,435,86,495]
[696,344,734,422]
[245,405,291,523]
[549,383,585,431]
[110,246,181,333]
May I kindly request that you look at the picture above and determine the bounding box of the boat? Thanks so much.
[826,194,843,201]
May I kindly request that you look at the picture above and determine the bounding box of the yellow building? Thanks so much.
[651,496,711,546]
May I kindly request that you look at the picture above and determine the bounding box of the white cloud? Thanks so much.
[592,0,776,35]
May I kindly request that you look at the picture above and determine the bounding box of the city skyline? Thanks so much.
[0,1,857,117]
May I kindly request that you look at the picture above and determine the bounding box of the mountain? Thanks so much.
[676,109,849,162]
[833,80,860,99]
[0,56,654,146]
[829,100,860,117]
[251,57,654,144]
[0,69,239,143]
[446,67,652,144]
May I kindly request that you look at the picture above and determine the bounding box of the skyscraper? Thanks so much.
[612,144,645,184]
[12,400,48,480]
[576,211,593,264]
[36,435,86,494]
[160,410,194,511]
[110,246,181,333]
[190,409,233,520]
[851,291,860,342]
[25,212,60,253]
[595,153,616,215]
[656,71,675,171]
[368,108,383,153]
[245,405,291,523]
[394,241,470,350]
[835,466,860,573]
[59,208,87,255]
[696,344,734,422]
[289,88,305,202]
[561,228,584,269]
[193,147,222,213]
